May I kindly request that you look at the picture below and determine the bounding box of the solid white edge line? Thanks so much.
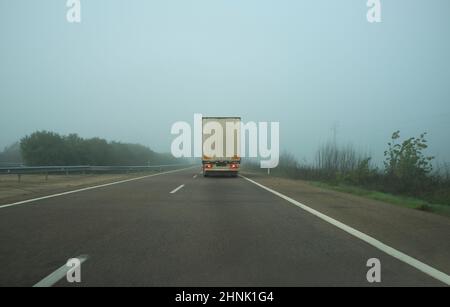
[33,255,88,287]
[170,184,185,194]
[240,175,450,286]
[0,166,195,210]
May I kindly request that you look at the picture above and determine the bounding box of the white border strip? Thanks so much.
[0,166,194,210]
[241,175,450,286]
[33,255,88,287]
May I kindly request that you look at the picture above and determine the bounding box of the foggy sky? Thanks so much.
[1,0,450,164]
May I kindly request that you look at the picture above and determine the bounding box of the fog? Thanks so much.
[1,0,450,165]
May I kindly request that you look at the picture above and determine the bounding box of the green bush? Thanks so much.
[20,131,182,166]
[383,131,434,195]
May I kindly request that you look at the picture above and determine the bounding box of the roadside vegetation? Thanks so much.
[244,131,450,217]
[0,142,22,166]
[0,131,185,167]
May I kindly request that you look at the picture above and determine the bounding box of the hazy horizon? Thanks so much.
[1,1,450,165]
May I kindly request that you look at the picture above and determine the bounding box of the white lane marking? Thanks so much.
[33,255,88,287]
[193,175,198,179]
[170,184,185,194]
[0,166,195,210]
[240,175,450,286]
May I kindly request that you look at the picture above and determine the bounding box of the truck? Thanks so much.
[202,117,241,177]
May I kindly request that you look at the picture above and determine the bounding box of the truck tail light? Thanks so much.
[205,164,213,169]
[230,163,239,169]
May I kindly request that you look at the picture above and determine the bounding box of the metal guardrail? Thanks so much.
[0,164,192,175]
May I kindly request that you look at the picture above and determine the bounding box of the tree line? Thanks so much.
[15,131,182,166]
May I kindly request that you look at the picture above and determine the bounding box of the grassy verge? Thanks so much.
[310,181,450,218]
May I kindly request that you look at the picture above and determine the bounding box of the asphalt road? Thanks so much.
[0,167,447,286]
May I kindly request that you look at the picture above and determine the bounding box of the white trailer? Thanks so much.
[202,117,241,177]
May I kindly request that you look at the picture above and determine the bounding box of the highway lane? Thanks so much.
[0,167,446,286]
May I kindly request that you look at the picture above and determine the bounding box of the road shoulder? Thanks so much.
[241,172,450,275]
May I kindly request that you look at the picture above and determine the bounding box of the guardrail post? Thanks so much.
[45,172,48,181]
[18,174,21,183]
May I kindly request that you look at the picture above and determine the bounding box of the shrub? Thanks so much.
[383,131,434,195]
